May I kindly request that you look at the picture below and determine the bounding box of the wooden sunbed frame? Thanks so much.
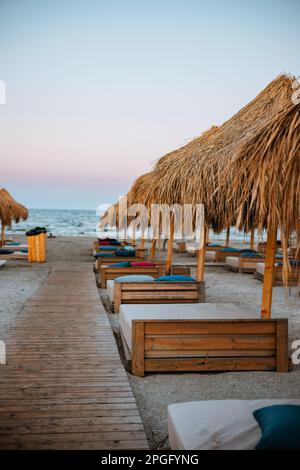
[95,255,145,271]
[113,281,205,313]
[124,318,289,376]
[99,264,165,289]
[226,256,286,274]
[254,265,300,286]
[0,253,28,260]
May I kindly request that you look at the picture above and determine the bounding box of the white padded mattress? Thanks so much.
[226,256,239,268]
[168,399,300,450]
[119,303,259,351]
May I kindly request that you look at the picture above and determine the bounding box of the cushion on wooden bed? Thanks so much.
[115,275,155,283]
[168,399,300,450]
[226,257,239,268]
[119,303,259,351]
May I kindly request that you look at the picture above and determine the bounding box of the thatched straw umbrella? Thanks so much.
[0,188,29,245]
[222,102,300,317]
[145,74,294,277]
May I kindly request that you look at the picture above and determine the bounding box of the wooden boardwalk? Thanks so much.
[0,263,148,449]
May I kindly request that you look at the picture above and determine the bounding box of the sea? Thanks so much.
[6,208,261,244]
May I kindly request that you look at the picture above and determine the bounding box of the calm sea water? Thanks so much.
[6,209,99,237]
[6,208,262,243]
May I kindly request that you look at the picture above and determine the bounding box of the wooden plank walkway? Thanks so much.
[0,263,148,449]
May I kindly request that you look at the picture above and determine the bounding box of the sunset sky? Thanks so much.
[0,0,299,210]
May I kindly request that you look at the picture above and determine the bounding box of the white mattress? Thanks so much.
[168,399,300,450]
[186,244,196,253]
[119,303,259,351]
[226,256,239,268]
[107,280,115,303]
[256,263,265,275]
[205,250,216,261]
[0,260,7,267]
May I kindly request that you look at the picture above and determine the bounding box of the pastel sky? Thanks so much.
[0,0,299,210]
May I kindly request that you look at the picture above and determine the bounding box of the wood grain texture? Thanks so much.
[0,262,148,449]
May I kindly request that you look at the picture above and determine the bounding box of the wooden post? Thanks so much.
[150,239,156,261]
[225,227,230,246]
[165,219,174,274]
[197,224,207,282]
[250,228,255,250]
[261,226,277,319]
[1,223,5,246]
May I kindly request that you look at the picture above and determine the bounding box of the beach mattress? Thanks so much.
[186,244,196,253]
[256,263,265,276]
[119,303,259,351]
[226,256,239,268]
[0,260,7,267]
[168,399,300,450]
[205,250,216,261]
[107,280,115,303]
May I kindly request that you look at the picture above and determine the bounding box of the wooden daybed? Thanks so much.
[119,303,289,376]
[0,251,28,260]
[99,264,165,288]
[225,255,285,274]
[254,262,300,286]
[112,280,205,313]
[94,255,145,271]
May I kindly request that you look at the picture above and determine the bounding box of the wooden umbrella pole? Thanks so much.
[1,222,5,246]
[197,224,207,282]
[140,235,145,249]
[261,226,277,319]
[165,219,174,274]
[250,228,255,250]
[225,226,230,246]
[150,239,157,261]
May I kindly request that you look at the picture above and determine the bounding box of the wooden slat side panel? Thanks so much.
[144,357,276,372]
[144,321,277,335]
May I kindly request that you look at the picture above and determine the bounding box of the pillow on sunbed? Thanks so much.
[220,247,239,252]
[115,275,155,283]
[123,245,135,251]
[94,252,112,258]
[130,261,156,267]
[109,239,121,245]
[207,244,222,247]
[240,253,262,258]
[21,249,28,253]
[156,275,196,282]
[290,260,300,267]
[115,249,136,257]
[109,261,131,267]
[254,405,300,450]
[0,249,14,254]
[97,246,118,251]
[5,242,21,246]
[98,240,110,245]
[240,249,256,253]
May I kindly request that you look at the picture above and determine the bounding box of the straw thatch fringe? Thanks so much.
[224,103,300,284]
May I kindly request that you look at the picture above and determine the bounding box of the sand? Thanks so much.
[0,235,299,449]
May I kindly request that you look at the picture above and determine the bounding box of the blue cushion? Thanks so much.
[94,252,112,258]
[240,253,262,258]
[97,246,118,251]
[108,261,131,267]
[0,249,14,254]
[123,245,135,251]
[240,249,256,253]
[109,239,121,245]
[254,405,300,450]
[21,249,28,253]
[290,260,300,267]
[5,242,21,246]
[156,275,196,282]
[115,249,136,257]
[115,275,155,283]
[208,244,222,247]
[220,247,239,252]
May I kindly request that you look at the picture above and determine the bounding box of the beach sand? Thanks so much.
[1,235,299,449]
